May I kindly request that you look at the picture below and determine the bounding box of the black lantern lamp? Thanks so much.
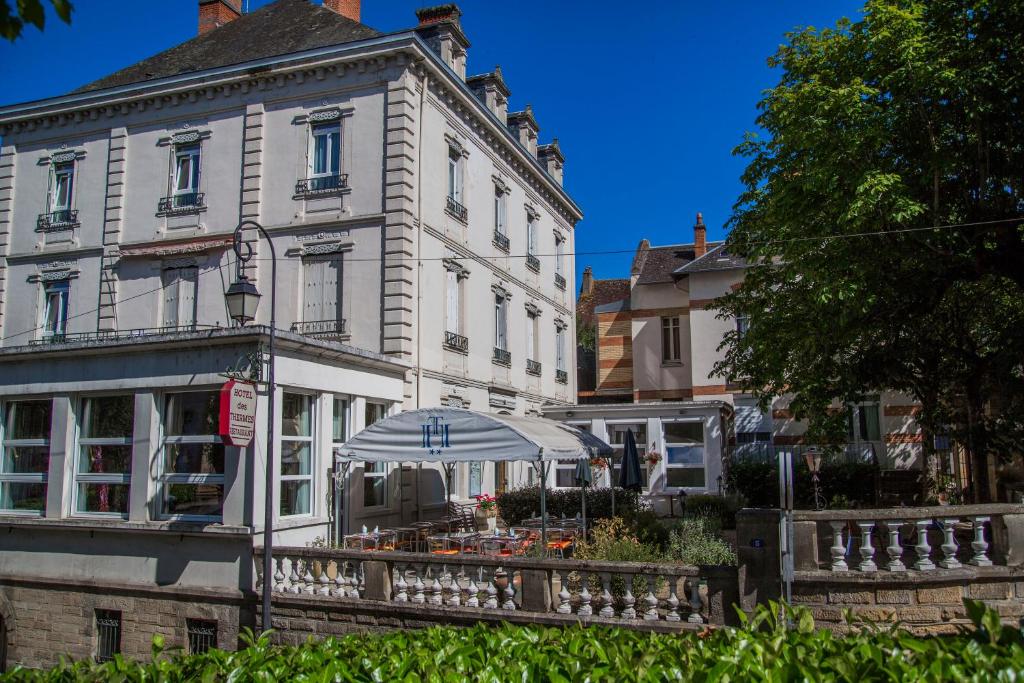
[225,275,261,326]
[804,448,822,475]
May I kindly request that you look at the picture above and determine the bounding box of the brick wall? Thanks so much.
[0,577,251,670]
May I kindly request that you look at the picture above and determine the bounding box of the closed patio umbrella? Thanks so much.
[574,457,592,531]
[619,428,644,492]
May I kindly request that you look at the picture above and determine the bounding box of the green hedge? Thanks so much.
[3,602,1020,682]
[495,485,642,525]
[727,457,877,509]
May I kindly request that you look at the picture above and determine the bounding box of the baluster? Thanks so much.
[357,561,367,598]
[829,521,848,571]
[939,518,961,569]
[883,520,906,572]
[274,555,286,593]
[465,568,480,608]
[856,521,877,572]
[394,562,409,602]
[620,575,636,619]
[412,565,426,604]
[577,572,593,617]
[429,565,444,606]
[556,571,572,614]
[288,556,301,594]
[643,575,659,621]
[665,578,681,622]
[969,516,992,567]
[687,578,703,624]
[599,573,615,618]
[347,561,362,599]
[484,570,499,609]
[502,569,516,610]
[318,561,331,595]
[302,558,316,594]
[446,566,461,607]
[913,519,935,570]
[333,561,345,597]
[255,559,264,594]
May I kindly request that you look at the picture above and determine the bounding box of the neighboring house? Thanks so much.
[548,214,924,509]
[0,0,580,667]
[575,266,629,402]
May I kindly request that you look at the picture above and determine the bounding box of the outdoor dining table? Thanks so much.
[342,530,397,551]
[477,532,526,556]
[427,531,481,555]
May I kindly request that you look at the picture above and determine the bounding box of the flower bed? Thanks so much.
[4,603,1020,681]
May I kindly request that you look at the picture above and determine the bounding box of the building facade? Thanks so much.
[0,0,581,668]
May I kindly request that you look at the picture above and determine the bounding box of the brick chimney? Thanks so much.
[580,266,594,297]
[414,4,469,79]
[198,0,241,35]
[416,4,461,26]
[507,105,539,156]
[323,0,360,22]
[537,138,564,185]
[694,212,707,258]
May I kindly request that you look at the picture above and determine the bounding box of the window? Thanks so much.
[187,619,217,655]
[76,395,134,516]
[554,234,564,276]
[468,462,482,497]
[161,267,197,329]
[734,399,772,447]
[48,162,74,217]
[302,256,343,327]
[664,420,705,488]
[447,147,463,203]
[607,423,648,489]
[556,325,567,372]
[527,312,538,361]
[494,187,507,235]
[332,397,349,446]
[662,317,681,363]
[311,123,341,179]
[280,393,313,517]
[445,269,461,334]
[494,293,508,351]
[0,400,51,513]
[847,397,881,443]
[363,402,387,507]
[173,144,201,207]
[43,279,70,338]
[161,391,225,518]
[736,315,750,338]
[527,215,537,256]
[94,610,121,663]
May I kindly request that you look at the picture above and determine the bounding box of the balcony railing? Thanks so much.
[36,209,79,232]
[444,331,469,353]
[29,324,221,346]
[554,273,566,290]
[492,347,511,366]
[295,173,349,197]
[157,192,205,215]
[291,319,347,337]
[555,369,568,384]
[526,359,542,376]
[493,230,510,252]
[526,254,540,272]
[446,196,468,222]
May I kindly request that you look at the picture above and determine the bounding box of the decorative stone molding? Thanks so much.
[524,301,542,317]
[443,132,470,158]
[554,317,568,330]
[442,257,470,278]
[161,257,200,269]
[492,174,511,194]
[157,128,211,147]
[285,240,354,258]
[292,104,355,126]
[28,259,80,283]
[525,203,540,220]
[491,281,512,300]
[38,147,85,165]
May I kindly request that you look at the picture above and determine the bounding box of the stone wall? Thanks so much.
[0,575,251,671]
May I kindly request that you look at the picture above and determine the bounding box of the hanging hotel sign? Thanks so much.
[219,379,258,447]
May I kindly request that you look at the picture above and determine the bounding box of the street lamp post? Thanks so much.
[225,220,276,633]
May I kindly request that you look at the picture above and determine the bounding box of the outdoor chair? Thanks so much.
[545,528,574,559]
[394,527,423,553]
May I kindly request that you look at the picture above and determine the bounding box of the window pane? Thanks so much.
[281,480,310,516]
[607,423,646,445]
[667,445,704,465]
[664,422,702,443]
[281,442,310,476]
[165,443,225,475]
[333,398,348,442]
[667,468,705,488]
[164,483,223,516]
[165,392,219,436]
[468,462,482,497]
[53,166,72,208]
[282,394,311,437]
[77,483,130,514]
[863,405,881,441]
[365,402,385,427]
[329,131,340,173]
[175,155,192,191]
[555,467,575,487]
[1,482,46,511]
[363,475,385,507]
[2,446,49,474]
[79,444,132,475]
[83,396,134,439]
[6,400,51,440]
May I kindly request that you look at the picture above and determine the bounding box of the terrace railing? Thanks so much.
[255,548,717,627]
[36,209,79,232]
[446,196,468,222]
[295,174,349,196]
[29,324,222,346]
[291,319,347,338]
[493,231,510,252]
[444,331,469,353]
[157,192,205,215]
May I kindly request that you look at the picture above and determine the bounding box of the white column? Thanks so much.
[128,392,156,522]
[44,395,73,519]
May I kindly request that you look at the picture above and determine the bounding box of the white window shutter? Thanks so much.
[446,270,458,333]
[304,260,324,322]
[179,267,198,326]
[527,316,535,360]
[162,269,180,328]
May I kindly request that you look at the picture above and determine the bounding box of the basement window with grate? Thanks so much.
[94,609,121,662]
[187,618,218,654]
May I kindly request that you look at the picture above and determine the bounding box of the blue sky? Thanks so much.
[0,0,863,280]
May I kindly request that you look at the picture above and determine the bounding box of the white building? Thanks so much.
[0,0,581,666]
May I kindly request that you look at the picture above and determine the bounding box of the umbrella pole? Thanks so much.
[581,481,587,534]
[611,453,616,518]
[538,455,547,557]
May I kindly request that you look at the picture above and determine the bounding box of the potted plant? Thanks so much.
[473,494,498,532]
[645,446,662,468]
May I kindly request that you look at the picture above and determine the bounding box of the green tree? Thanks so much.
[1,0,72,41]
[716,0,1024,502]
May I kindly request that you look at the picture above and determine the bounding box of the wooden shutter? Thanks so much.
[303,259,324,322]
[162,269,180,328]
[526,314,535,360]
[179,267,198,327]
[446,270,458,333]
[323,258,340,322]
[497,298,507,350]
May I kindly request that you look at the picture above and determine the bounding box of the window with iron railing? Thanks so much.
[187,619,217,655]
[37,209,79,232]
[493,347,511,366]
[94,610,121,663]
[445,331,469,353]
[554,273,566,290]
[526,254,540,272]
[526,358,542,376]
[493,230,510,252]
[446,195,468,222]
[40,161,77,230]
[295,173,348,196]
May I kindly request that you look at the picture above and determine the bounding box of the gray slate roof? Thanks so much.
[73,0,380,94]
[672,243,747,275]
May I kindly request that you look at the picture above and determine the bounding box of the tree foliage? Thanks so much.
[0,0,72,41]
[715,0,1024,501]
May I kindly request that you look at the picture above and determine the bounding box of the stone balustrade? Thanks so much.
[791,503,1024,573]
[254,548,730,628]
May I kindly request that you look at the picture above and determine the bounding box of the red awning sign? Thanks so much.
[219,379,258,447]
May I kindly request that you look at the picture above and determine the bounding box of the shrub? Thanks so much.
[6,602,1022,681]
[573,517,666,563]
[727,455,877,509]
[680,493,745,530]
[496,485,642,525]
[668,516,738,566]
